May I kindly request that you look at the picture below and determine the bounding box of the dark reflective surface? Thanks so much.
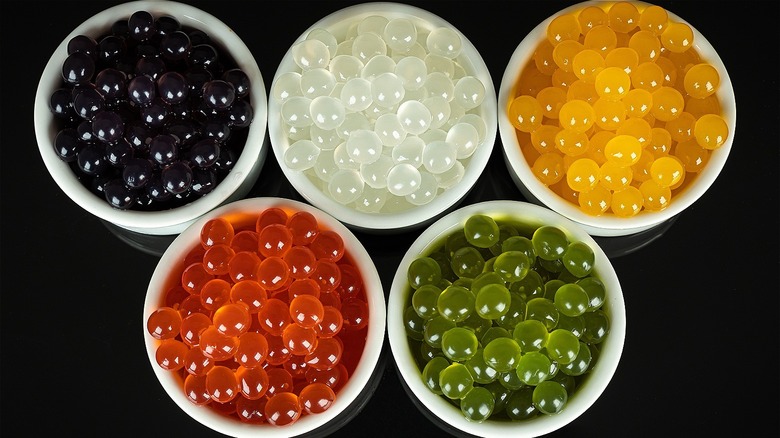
[2,1,778,437]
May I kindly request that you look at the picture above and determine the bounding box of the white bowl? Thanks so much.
[498,0,736,237]
[268,2,497,233]
[34,0,268,236]
[388,200,626,437]
[143,197,386,437]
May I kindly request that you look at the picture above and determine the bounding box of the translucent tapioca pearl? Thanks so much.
[629,30,661,64]
[423,96,452,130]
[650,86,685,122]
[352,32,387,63]
[426,26,462,59]
[604,134,642,167]
[660,21,694,53]
[395,56,428,90]
[179,312,211,347]
[383,17,417,52]
[594,66,630,101]
[345,129,382,164]
[648,127,673,155]
[182,262,214,295]
[306,27,338,58]
[282,323,318,356]
[508,95,543,133]
[631,149,655,183]
[201,278,232,311]
[446,122,479,159]
[536,86,567,120]
[361,54,397,81]
[631,61,664,92]
[256,256,291,292]
[599,161,632,192]
[420,127,447,145]
[258,224,293,259]
[183,346,214,377]
[283,124,311,143]
[309,95,346,131]
[610,185,643,217]
[333,142,359,170]
[425,53,455,79]
[583,25,617,57]
[299,382,336,414]
[281,96,313,128]
[622,88,653,118]
[392,135,425,167]
[607,1,639,33]
[265,391,301,426]
[424,71,455,101]
[213,302,251,337]
[546,12,581,45]
[566,158,600,192]
[230,280,268,314]
[313,150,339,182]
[289,294,325,329]
[200,217,235,249]
[328,169,365,204]
[291,39,331,70]
[257,207,289,231]
[551,68,577,91]
[639,5,669,36]
[335,38,354,57]
[340,77,373,112]
[354,186,389,213]
[284,139,320,172]
[552,40,583,72]
[532,152,565,185]
[568,49,605,83]
[592,98,627,131]
[639,179,671,211]
[328,54,363,83]
[147,306,183,340]
[616,117,653,147]
[555,128,589,156]
[300,68,336,99]
[258,298,291,337]
[289,279,321,301]
[374,113,407,147]
[683,63,720,99]
[184,374,210,405]
[155,339,189,371]
[674,138,710,173]
[566,80,599,105]
[423,140,457,174]
[360,155,394,189]
[286,211,318,247]
[532,39,557,75]
[229,251,261,283]
[665,111,696,143]
[578,184,612,215]
[309,230,344,263]
[649,155,684,188]
[371,72,405,107]
[357,14,389,36]
[200,325,239,361]
[578,5,609,34]
[452,75,485,110]
[309,126,341,152]
[586,130,613,164]
[519,63,554,96]
[387,163,422,196]
[203,244,235,276]
[235,365,269,400]
[685,94,720,119]
[406,171,439,206]
[531,125,561,154]
[397,100,432,136]
[558,99,595,133]
[694,114,728,150]
[604,47,639,75]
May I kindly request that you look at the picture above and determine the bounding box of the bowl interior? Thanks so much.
[497,0,736,237]
[34,0,268,235]
[387,200,626,437]
[268,2,497,233]
[143,197,386,437]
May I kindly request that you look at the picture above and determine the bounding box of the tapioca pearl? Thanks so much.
[397,100,432,135]
[422,140,457,174]
[336,38,354,57]
[604,47,639,75]
[655,56,677,87]
[660,21,693,53]
[310,125,341,151]
[567,79,599,104]
[422,96,451,129]
[284,139,320,171]
[360,155,394,189]
[364,100,398,122]
[374,113,407,147]
[309,95,345,131]
[300,68,336,99]
[425,71,454,101]
[340,77,373,112]
[371,72,405,107]
[361,55,396,81]
[673,138,710,173]
[419,127,447,145]
[328,169,364,204]
[592,98,626,131]
[346,129,382,164]
[628,30,661,64]
[452,76,485,110]
[281,96,313,128]
[392,135,425,168]
[631,61,664,92]
[307,28,339,58]
[684,63,720,99]
[583,25,617,56]
[639,179,671,211]
[336,112,371,140]
[622,88,652,118]
[393,41,427,61]
[313,150,339,182]
[434,160,465,189]
[354,186,389,213]
[358,15,389,36]
[446,122,479,159]
[552,40,583,73]
[403,86,429,105]
[617,117,652,147]
[425,53,455,78]
[406,171,439,206]
[694,114,728,150]
[333,142,360,170]
[395,56,428,90]
[291,39,331,70]
[387,163,421,196]
[572,49,605,83]
[426,27,462,59]
[352,32,387,63]
[285,124,311,142]
[459,113,488,145]
[383,17,417,52]
[650,86,685,122]
[329,54,364,82]
[383,194,415,213]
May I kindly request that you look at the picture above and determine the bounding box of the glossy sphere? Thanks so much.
[265,392,302,426]
[147,306,182,340]
[299,382,336,414]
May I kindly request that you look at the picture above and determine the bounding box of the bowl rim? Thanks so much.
[497,0,737,237]
[143,197,387,437]
[268,1,498,233]
[387,199,626,437]
[33,0,269,236]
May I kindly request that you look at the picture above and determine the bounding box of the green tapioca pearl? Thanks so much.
[407,256,442,289]
[422,356,450,395]
[512,319,549,352]
[510,269,544,300]
[498,369,526,391]
[461,386,495,423]
[437,285,475,323]
[496,292,526,331]
[485,380,513,414]
[458,309,491,338]
[501,235,536,261]
[475,282,511,320]
[532,380,568,415]
[554,282,589,317]
[559,342,593,377]
[515,351,552,386]
[471,271,504,293]
[483,337,522,372]
[532,225,569,261]
[493,250,531,283]
[581,309,610,344]
[545,329,581,365]
[464,214,500,248]
[439,362,474,399]
[526,297,560,330]
[420,341,444,362]
[556,314,585,338]
[404,305,425,341]
[428,250,456,282]
[479,326,512,347]
[543,278,566,300]
[489,224,520,256]
[464,348,498,384]
[450,246,485,279]
[562,240,595,278]
[441,326,479,362]
[423,314,456,348]
[412,284,442,320]
[577,276,606,311]
[445,231,470,257]
[505,387,537,420]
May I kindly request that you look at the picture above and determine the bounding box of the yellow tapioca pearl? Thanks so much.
[508,95,544,133]
[631,62,664,92]
[650,86,685,122]
[533,39,557,76]
[566,158,601,192]
[583,25,617,56]
[647,127,673,155]
[572,49,605,83]
[631,148,655,183]
[639,180,672,211]
[655,56,678,87]
[665,111,696,142]
[604,47,639,75]
[586,130,615,164]
[566,80,599,105]
[555,128,590,156]
[604,134,642,166]
[558,99,596,132]
[532,152,565,185]
[649,155,684,188]
[600,160,633,191]
[611,186,644,217]
[578,184,612,216]
[577,5,609,35]
[660,21,694,53]
[693,113,728,150]
[683,63,720,99]
[531,124,562,154]
[547,12,582,45]
[674,138,710,173]
[685,94,721,119]
[616,117,652,147]
[622,88,653,118]
[638,5,669,36]
[552,67,579,90]
[553,40,584,72]
[550,178,580,205]
[516,63,553,97]
[628,30,662,63]
[593,98,627,131]
[607,1,640,34]
[536,86,568,119]
[595,66,631,101]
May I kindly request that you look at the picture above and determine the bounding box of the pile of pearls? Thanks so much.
[272,14,489,213]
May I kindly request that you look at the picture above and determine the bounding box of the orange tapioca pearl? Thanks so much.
[566,158,601,192]
[566,80,599,105]
[578,184,612,216]
[586,130,615,164]
[674,138,710,173]
[631,62,664,92]
[558,99,595,132]
[547,12,582,45]
[663,47,701,78]
[639,180,672,211]
[638,4,669,36]
[552,67,579,90]
[592,98,627,131]
[577,5,609,35]
[550,177,580,205]
[517,63,553,97]
[610,186,644,217]
[594,66,631,101]
[631,148,655,183]
[683,63,720,99]
[649,155,684,188]
[533,39,557,76]
[552,40,584,72]
[531,124,563,154]
[660,21,694,53]
[604,47,639,75]
[607,1,640,33]
[508,95,544,133]
[622,88,653,119]
[555,128,590,156]
[655,56,678,87]
[665,111,696,142]
[628,30,662,63]
[647,127,673,156]
[685,94,721,119]
[536,86,568,119]
[583,25,617,56]
[617,117,653,147]
[650,86,685,122]
[604,134,642,167]
[532,152,565,185]
[694,113,729,150]
[572,49,606,83]
[599,160,633,192]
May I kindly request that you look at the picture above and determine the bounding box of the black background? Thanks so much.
[2,1,779,437]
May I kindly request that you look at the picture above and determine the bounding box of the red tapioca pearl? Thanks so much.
[288,278,321,301]
[235,395,267,423]
[289,294,325,328]
[282,323,319,356]
[337,262,363,300]
[181,262,214,294]
[184,374,210,405]
[199,325,239,361]
[183,345,214,376]
[235,365,269,400]
[155,338,189,371]
[305,336,343,371]
[230,280,267,314]
[299,382,336,414]
[147,306,182,340]
[258,223,293,258]
[340,297,369,331]
[264,334,291,366]
[228,251,261,283]
[200,278,232,311]
[180,312,211,347]
[316,306,344,338]
[312,259,341,293]
[265,367,294,397]
[230,230,259,254]
[235,331,269,369]
[286,210,319,246]
[319,290,342,310]
[213,302,251,337]
[265,391,301,426]
[256,207,288,233]
[283,245,317,279]
[178,294,210,319]
[282,353,309,379]
[206,365,239,403]
[255,256,291,291]
[257,298,291,336]
[163,285,189,309]
[202,243,235,275]
[309,230,345,261]
[200,217,235,249]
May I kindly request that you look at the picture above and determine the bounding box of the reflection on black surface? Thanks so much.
[592,215,679,258]
[101,219,177,257]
